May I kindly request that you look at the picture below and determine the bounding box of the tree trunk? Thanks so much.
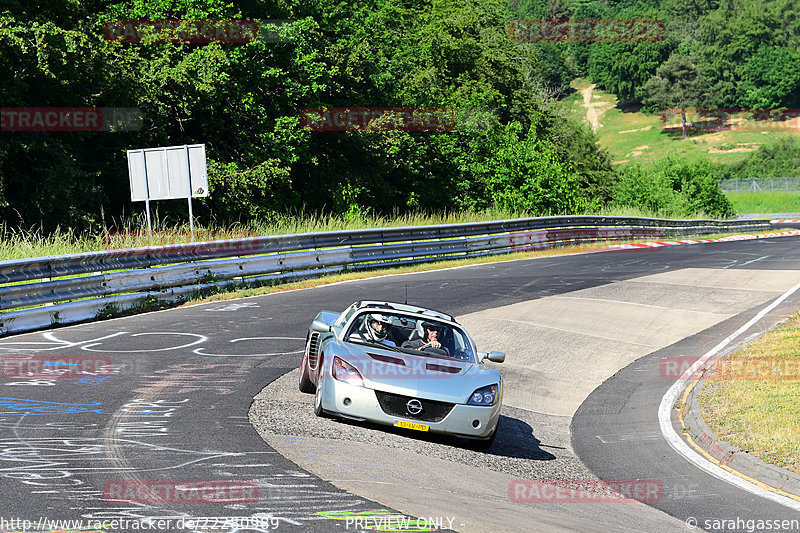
[681,107,688,139]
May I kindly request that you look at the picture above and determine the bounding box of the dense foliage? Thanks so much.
[0,0,618,231]
[721,138,800,180]
[613,156,734,217]
[5,0,790,232]
[511,0,800,109]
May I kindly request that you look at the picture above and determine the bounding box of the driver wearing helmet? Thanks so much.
[402,321,450,356]
[353,313,396,347]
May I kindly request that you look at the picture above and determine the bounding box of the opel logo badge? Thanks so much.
[406,399,423,415]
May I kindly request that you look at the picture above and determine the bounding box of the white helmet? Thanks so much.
[366,313,392,342]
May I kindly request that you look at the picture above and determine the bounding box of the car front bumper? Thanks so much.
[318,377,501,439]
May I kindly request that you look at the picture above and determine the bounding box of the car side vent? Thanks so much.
[308,332,321,369]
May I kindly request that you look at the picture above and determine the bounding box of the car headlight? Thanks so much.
[467,384,498,406]
[332,356,364,387]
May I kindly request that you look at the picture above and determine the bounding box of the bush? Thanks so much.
[202,159,297,222]
[613,157,734,218]
[454,122,597,214]
[722,138,800,180]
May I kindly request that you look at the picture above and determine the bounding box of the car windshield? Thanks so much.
[345,311,476,362]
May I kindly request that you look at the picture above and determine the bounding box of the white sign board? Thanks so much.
[127,144,208,201]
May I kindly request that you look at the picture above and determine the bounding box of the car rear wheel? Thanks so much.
[299,351,315,393]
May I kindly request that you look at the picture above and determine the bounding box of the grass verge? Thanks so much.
[699,313,800,475]
[0,208,720,261]
[725,191,800,215]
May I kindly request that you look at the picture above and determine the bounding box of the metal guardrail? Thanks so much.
[0,216,773,336]
[719,178,800,192]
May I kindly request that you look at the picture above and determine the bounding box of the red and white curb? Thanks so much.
[606,230,800,250]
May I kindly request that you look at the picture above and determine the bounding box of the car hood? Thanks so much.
[340,342,500,404]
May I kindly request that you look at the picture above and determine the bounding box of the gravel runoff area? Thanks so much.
[249,368,593,482]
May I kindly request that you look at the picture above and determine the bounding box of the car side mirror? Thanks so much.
[479,351,505,363]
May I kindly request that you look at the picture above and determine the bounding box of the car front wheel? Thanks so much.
[469,428,496,450]
[314,376,326,417]
[314,354,326,417]
[464,418,499,450]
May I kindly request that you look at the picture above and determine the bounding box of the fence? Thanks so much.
[719,178,800,193]
[0,216,772,336]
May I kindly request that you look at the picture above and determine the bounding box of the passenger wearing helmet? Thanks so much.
[402,321,450,356]
[351,313,396,347]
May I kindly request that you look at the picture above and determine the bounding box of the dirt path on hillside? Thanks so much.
[581,84,601,132]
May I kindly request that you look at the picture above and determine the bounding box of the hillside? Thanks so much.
[563,79,800,168]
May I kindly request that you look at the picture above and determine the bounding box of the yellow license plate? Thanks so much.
[395,420,429,432]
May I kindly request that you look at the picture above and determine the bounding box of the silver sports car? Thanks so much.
[298,301,505,448]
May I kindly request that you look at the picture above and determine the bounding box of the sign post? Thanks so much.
[141,150,152,234]
[183,145,195,238]
[127,144,208,240]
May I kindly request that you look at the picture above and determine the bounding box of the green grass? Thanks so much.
[699,313,800,475]
[0,209,523,260]
[562,79,800,167]
[0,206,719,261]
[725,191,800,214]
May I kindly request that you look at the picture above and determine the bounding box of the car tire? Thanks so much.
[465,418,499,450]
[299,351,315,393]
[470,428,497,450]
[314,355,327,418]
[314,376,326,417]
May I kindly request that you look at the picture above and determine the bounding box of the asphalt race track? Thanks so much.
[1,236,800,532]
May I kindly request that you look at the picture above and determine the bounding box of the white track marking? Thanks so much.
[0,332,127,352]
[742,255,770,266]
[192,336,304,357]
[80,332,208,352]
[658,278,800,511]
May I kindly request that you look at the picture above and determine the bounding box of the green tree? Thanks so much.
[0,0,619,232]
[642,54,708,139]
[690,0,799,109]
[740,45,800,109]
